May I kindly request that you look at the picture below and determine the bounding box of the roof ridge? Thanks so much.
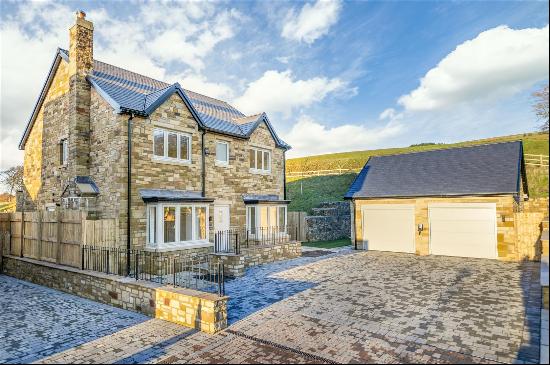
[369,140,523,161]
[93,59,170,88]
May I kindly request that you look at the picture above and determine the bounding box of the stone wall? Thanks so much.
[213,241,301,277]
[2,255,228,333]
[156,286,228,334]
[353,195,529,261]
[305,201,350,242]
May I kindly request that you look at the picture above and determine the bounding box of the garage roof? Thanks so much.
[345,141,527,199]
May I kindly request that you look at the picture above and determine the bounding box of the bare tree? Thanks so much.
[0,166,24,196]
[533,84,549,132]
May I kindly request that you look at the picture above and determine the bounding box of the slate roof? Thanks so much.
[74,176,100,195]
[139,189,214,203]
[242,194,290,204]
[345,141,527,199]
[19,49,290,150]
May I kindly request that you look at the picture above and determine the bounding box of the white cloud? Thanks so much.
[283,115,403,158]
[233,70,350,116]
[379,108,401,121]
[399,25,550,111]
[147,9,241,71]
[281,0,342,44]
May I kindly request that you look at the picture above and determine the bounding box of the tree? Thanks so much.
[0,166,24,197]
[532,84,549,132]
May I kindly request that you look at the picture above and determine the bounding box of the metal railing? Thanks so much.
[81,245,225,296]
[214,225,298,255]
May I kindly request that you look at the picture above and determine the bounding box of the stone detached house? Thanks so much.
[18,11,291,253]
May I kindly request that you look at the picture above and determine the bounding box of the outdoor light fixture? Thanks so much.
[417,223,424,235]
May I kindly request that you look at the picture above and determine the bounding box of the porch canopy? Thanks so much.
[242,194,290,205]
[139,189,214,203]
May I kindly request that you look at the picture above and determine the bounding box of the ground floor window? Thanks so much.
[147,203,209,249]
[246,205,287,234]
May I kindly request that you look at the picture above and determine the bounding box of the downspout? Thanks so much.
[126,113,134,276]
[201,129,206,197]
[283,150,287,200]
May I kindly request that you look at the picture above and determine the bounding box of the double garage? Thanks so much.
[346,141,528,260]
[361,202,498,259]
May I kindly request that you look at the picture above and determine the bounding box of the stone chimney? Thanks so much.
[69,10,93,77]
[68,10,93,178]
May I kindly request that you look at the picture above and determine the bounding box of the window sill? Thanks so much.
[215,161,229,168]
[249,169,271,175]
[152,156,192,166]
[145,240,213,252]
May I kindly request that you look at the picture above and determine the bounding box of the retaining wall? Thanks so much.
[2,255,228,333]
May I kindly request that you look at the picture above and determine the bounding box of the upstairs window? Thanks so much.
[215,141,229,166]
[153,128,191,163]
[249,147,271,173]
[59,138,68,166]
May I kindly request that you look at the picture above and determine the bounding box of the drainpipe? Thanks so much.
[201,129,206,197]
[283,150,287,200]
[126,113,134,276]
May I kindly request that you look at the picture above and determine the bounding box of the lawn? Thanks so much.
[287,173,356,214]
[302,238,351,249]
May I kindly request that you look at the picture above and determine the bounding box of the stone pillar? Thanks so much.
[68,10,93,178]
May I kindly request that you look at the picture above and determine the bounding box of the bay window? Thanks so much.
[153,128,191,163]
[249,147,271,173]
[147,203,210,249]
[246,205,287,234]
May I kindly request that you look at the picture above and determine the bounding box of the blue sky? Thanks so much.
[0,0,548,169]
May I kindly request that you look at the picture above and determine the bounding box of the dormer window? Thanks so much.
[60,138,68,166]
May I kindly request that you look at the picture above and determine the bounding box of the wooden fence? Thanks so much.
[288,211,307,242]
[524,154,549,167]
[287,168,361,178]
[0,211,119,268]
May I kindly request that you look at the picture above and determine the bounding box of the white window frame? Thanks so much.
[249,147,271,174]
[60,138,68,166]
[152,128,192,164]
[146,203,210,250]
[246,204,287,234]
[215,140,229,166]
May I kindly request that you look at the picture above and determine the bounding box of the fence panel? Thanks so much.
[288,212,307,241]
[0,210,118,268]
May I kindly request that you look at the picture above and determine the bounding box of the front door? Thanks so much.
[214,205,230,251]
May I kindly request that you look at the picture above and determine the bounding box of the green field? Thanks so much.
[287,132,549,213]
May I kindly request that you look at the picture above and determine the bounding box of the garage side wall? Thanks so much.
[353,195,522,261]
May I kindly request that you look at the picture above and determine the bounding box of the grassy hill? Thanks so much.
[287,132,549,213]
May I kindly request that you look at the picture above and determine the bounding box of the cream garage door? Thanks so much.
[361,205,415,253]
[429,203,497,259]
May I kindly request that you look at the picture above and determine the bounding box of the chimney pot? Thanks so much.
[77,10,86,19]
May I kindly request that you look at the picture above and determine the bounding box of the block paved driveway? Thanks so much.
[1,249,542,364]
